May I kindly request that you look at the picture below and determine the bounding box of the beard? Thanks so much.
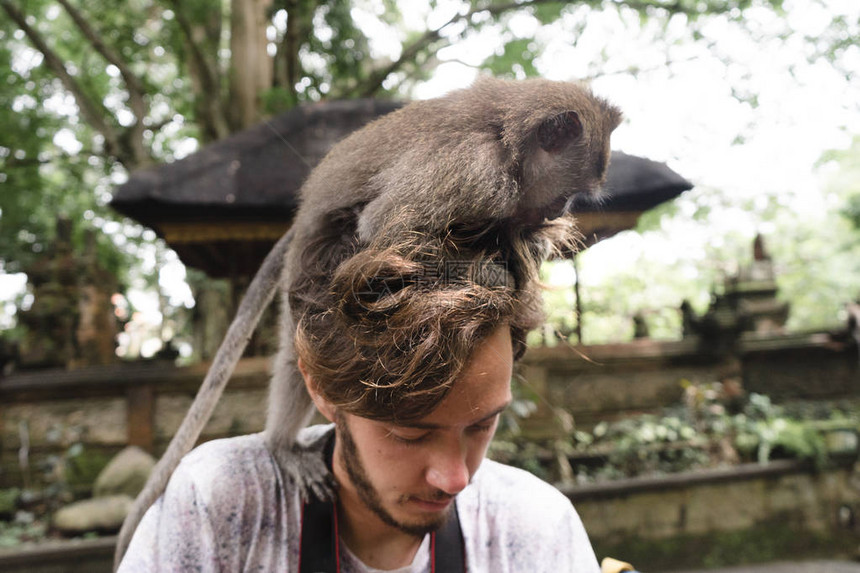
[335,414,452,537]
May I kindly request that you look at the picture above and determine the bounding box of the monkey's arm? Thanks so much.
[113,228,294,571]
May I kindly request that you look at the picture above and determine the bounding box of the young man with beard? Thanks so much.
[118,236,600,572]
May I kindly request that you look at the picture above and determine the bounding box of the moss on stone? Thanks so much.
[64,449,113,492]
[592,515,857,571]
[0,488,20,517]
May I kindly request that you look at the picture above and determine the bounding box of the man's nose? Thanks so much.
[425,439,470,495]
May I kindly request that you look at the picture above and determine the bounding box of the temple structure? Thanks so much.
[683,235,790,353]
[16,218,119,369]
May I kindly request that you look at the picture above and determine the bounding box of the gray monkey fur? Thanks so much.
[114,228,294,568]
[115,76,621,569]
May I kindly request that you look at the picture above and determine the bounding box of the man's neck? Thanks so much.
[333,447,424,570]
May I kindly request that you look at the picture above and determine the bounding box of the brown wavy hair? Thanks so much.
[292,212,579,423]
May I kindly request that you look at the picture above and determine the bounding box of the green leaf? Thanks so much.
[482,37,539,78]
[533,3,566,25]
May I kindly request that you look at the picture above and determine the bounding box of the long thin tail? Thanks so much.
[113,228,294,570]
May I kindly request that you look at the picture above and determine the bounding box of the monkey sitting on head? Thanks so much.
[115,76,621,568]
[269,77,621,496]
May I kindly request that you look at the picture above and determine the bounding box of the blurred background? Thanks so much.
[0,0,859,571]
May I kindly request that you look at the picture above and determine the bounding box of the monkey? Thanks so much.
[114,76,622,568]
[266,75,621,495]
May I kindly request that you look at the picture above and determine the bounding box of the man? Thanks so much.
[119,234,600,572]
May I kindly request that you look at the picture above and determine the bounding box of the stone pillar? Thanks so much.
[17,218,119,369]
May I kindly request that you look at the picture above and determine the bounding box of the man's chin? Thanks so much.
[388,503,453,537]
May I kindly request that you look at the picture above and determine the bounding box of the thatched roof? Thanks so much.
[590,151,691,212]
[112,99,402,225]
[574,151,693,244]
[111,99,692,277]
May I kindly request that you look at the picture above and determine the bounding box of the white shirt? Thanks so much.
[119,426,600,573]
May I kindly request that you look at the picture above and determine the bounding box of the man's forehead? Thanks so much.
[397,333,514,429]
[362,324,514,428]
[396,399,512,430]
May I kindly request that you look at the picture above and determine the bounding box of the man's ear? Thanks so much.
[298,357,336,422]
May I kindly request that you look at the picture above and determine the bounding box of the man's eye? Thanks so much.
[390,431,429,445]
[468,423,494,435]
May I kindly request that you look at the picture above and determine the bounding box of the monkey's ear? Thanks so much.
[537,111,583,152]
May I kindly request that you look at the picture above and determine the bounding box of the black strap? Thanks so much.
[300,496,465,573]
[299,433,340,573]
[299,494,340,573]
[433,500,466,573]
[299,432,466,572]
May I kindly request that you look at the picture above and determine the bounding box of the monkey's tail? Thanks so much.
[113,228,294,571]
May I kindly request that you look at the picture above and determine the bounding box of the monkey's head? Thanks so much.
[479,78,623,225]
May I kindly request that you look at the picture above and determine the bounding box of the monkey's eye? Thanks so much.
[537,111,583,152]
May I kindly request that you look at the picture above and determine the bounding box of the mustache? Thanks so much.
[409,490,455,504]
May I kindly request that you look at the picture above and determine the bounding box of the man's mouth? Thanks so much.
[408,496,454,512]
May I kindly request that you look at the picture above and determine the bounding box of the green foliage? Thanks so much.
[582,385,838,480]
[830,137,860,230]
[731,393,829,467]
[62,445,112,492]
[588,414,708,480]
[540,249,714,345]
[844,195,860,230]
[496,373,541,438]
[261,86,299,115]
[634,198,681,233]
[2,0,852,354]
[305,0,374,98]
[0,1,156,290]
[0,488,20,517]
[765,141,860,329]
[483,38,540,78]
[0,512,48,548]
[542,150,860,344]
[593,517,856,572]
[491,379,850,484]
[532,3,567,25]
[0,417,123,547]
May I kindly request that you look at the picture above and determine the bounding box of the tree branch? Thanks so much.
[356,0,726,97]
[55,0,151,166]
[356,20,443,97]
[616,0,713,17]
[580,53,705,81]
[357,0,560,97]
[168,0,231,141]
[227,0,273,130]
[55,0,148,119]
[281,0,301,100]
[2,148,101,168]
[1,0,130,166]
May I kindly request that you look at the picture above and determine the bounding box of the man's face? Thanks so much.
[332,325,513,537]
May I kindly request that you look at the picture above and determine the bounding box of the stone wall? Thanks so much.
[0,358,271,489]
[523,332,858,431]
[565,458,860,570]
[1,459,857,572]
[742,333,859,399]
[1,332,857,488]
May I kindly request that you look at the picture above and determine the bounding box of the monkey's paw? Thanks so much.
[278,441,337,502]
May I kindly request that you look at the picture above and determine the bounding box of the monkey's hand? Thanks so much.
[284,443,337,501]
[273,429,337,501]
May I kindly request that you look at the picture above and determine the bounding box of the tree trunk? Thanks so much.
[172,0,230,143]
[229,0,274,129]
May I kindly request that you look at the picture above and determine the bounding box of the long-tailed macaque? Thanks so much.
[115,76,622,568]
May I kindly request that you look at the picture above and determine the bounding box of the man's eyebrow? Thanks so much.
[401,401,511,430]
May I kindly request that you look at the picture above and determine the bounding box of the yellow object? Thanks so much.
[601,556,636,573]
